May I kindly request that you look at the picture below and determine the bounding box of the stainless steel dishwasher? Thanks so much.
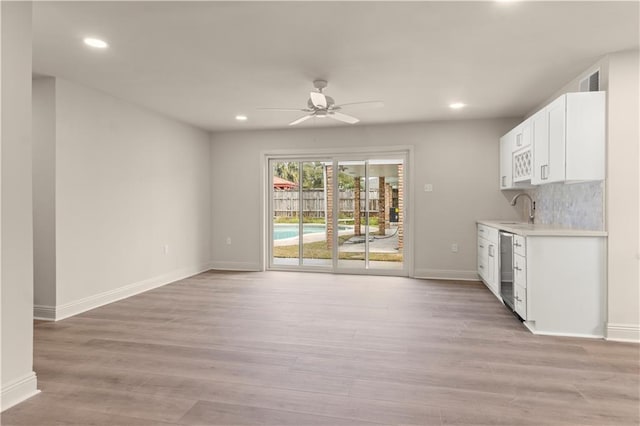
[499,232,515,312]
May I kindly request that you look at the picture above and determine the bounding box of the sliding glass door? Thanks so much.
[271,159,332,268]
[269,154,406,275]
[335,158,404,273]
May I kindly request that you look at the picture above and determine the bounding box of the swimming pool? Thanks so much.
[273,224,349,240]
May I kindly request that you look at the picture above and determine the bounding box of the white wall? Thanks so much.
[32,77,212,319]
[606,50,639,342]
[1,1,38,411]
[32,77,56,311]
[210,118,522,278]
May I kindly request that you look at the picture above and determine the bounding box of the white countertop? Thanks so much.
[477,220,608,237]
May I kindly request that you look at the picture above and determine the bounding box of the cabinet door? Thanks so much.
[514,119,531,150]
[546,95,566,183]
[531,109,548,185]
[499,134,513,189]
[565,92,606,181]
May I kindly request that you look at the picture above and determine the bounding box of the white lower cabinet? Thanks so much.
[477,224,500,297]
[477,222,606,338]
[521,235,606,337]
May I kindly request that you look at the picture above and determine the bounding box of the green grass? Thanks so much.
[273,234,403,262]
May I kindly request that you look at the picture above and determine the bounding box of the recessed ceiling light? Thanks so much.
[235,115,248,121]
[449,102,466,109]
[83,37,108,49]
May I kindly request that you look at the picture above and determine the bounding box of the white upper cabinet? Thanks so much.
[477,224,500,298]
[514,119,531,150]
[564,92,606,182]
[500,123,533,189]
[531,108,547,184]
[499,133,513,189]
[504,91,605,189]
[532,91,605,185]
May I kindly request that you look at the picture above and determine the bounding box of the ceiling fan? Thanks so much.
[259,80,384,126]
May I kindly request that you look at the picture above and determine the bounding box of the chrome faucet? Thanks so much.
[511,193,536,224]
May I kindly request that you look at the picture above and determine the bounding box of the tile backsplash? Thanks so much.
[526,181,604,230]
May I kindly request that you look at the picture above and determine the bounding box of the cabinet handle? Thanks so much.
[514,266,522,271]
[479,229,485,233]
[514,241,521,247]
[479,265,484,269]
[515,296,522,302]
[488,246,494,257]
[541,165,549,180]
[479,244,485,248]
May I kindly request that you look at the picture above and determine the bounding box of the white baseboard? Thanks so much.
[523,321,604,339]
[413,268,480,281]
[209,261,262,272]
[606,323,640,343]
[1,372,40,412]
[33,305,56,321]
[54,263,211,321]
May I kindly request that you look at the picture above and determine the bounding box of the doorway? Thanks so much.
[268,153,408,275]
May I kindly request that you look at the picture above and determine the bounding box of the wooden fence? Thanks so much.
[273,189,381,218]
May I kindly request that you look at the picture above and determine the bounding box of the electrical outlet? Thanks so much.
[424,184,433,192]
[226,237,232,245]
[451,243,458,253]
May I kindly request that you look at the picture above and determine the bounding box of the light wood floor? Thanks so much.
[2,271,639,425]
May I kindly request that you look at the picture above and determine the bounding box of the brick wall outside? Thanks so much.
[378,177,386,235]
[397,164,404,250]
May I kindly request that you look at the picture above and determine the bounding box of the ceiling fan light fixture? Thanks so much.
[266,80,382,126]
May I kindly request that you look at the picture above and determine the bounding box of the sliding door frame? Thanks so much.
[262,146,414,277]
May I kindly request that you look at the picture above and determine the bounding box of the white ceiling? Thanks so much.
[32,1,639,132]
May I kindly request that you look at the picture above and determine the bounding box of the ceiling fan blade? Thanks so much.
[257,107,311,112]
[289,114,314,126]
[333,101,384,110]
[329,112,359,124]
[309,91,327,108]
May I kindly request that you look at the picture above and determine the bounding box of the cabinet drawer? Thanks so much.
[477,237,488,280]
[514,284,527,320]
[478,224,499,245]
[513,235,526,256]
[477,259,487,280]
[477,224,489,238]
[477,238,487,253]
[514,253,526,288]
